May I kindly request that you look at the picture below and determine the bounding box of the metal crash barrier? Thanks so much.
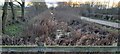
[0,45,120,52]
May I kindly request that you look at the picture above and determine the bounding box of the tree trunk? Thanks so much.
[2,2,9,34]
[118,34,120,46]
[16,0,25,21]
[118,7,120,46]
[9,2,16,23]
[21,2,25,21]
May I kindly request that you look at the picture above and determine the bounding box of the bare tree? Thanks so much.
[9,0,16,23]
[2,0,9,34]
[2,0,24,34]
[33,2,47,14]
[15,0,25,21]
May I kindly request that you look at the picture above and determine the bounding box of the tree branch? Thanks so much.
[15,0,22,6]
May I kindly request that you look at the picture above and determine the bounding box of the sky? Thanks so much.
[0,0,120,3]
[46,0,120,8]
[0,0,120,7]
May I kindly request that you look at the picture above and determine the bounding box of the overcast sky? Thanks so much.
[0,0,120,7]
[0,0,120,3]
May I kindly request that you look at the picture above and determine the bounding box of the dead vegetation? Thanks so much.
[2,10,119,46]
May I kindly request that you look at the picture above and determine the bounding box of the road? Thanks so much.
[81,17,120,28]
[51,10,120,28]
